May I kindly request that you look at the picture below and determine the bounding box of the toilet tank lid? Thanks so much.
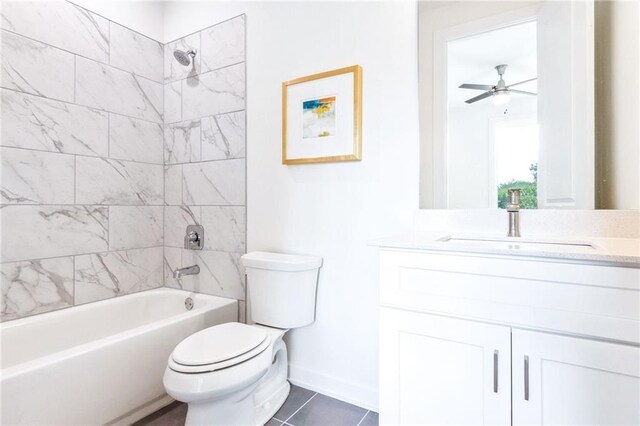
[241,251,322,271]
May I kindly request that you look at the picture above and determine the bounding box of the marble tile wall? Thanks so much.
[1,1,165,321]
[1,4,248,321]
[162,15,247,303]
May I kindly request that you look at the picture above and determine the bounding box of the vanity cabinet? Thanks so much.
[378,249,640,425]
[512,329,640,425]
[380,308,511,425]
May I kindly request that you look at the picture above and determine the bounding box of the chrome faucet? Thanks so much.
[506,188,521,237]
[173,265,200,279]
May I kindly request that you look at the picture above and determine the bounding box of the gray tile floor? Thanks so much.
[135,385,378,426]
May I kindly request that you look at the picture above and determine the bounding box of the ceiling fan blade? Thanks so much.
[459,83,494,91]
[510,89,537,96]
[465,91,493,104]
[507,77,537,88]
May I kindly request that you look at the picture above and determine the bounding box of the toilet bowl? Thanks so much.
[163,251,322,426]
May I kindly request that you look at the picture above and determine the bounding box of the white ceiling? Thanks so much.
[448,20,538,105]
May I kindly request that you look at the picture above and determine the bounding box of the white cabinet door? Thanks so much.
[512,329,640,425]
[380,308,511,425]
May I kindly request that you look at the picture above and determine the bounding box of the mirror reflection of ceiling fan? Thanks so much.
[459,64,537,105]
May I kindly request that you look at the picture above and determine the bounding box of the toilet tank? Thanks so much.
[241,251,322,329]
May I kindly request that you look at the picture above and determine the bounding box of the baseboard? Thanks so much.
[287,363,378,412]
[108,394,174,425]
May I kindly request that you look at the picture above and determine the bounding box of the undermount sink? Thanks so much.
[437,235,597,253]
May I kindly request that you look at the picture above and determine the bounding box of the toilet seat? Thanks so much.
[169,323,271,374]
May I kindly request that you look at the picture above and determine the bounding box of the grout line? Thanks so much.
[356,410,370,426]
[66,0,163,45]
[164,108,246,126]
[0,146,165,167]
[73,155,77,204]
[284,393,317,424]
[166,156,246,166]
[72,255,76,303]
[1,86,164,127]
[107,113,111,157]
[163,13,246,45]
[1,245,165,266]
[0,28,165,85]
[164,59,245,88]
[108,19,111,63]
[165,58,246,84]
[74,55,77,102]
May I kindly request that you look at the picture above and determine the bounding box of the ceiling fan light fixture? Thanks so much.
[492,90,511,106]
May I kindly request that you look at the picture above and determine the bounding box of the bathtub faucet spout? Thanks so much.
[173,265,200,279]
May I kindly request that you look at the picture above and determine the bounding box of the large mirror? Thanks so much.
[418,0,639,210]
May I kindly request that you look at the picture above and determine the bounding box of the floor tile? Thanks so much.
[265,419,283,426]
[287,394,368,426]
[273,384,316,421]
[359,411,379,426]
[133,401,186,426]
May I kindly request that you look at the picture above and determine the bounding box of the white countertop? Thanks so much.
[371,231,640,267]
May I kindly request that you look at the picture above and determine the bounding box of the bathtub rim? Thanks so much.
[1,288,238,379]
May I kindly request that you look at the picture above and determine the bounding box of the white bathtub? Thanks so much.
[0,288,237,425]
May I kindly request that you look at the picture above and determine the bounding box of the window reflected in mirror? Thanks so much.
[446,20,538,209]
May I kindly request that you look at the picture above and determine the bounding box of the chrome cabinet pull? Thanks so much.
[493,350,499,393]
[524,355,530,401]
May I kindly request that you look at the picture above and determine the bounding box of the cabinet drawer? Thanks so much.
[379,249,640,343]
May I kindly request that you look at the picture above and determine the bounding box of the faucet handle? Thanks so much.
[507,188,521,212]
[184,225,204,250]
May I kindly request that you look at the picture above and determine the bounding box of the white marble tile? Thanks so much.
[182,63,245,120]
[164,206,200,248]
[74,247,163,305]
[182,159,246,205]
[1,205,108,262]
[109,22,163,82]
[201,111,245,160]
[185,250,245,300]
[164,165,182,206]
[1,1,109,63]
[109,114,163,164]
[201,206,246,252]
[164,81,182,123]
[76,157,163,205]
[1,30,74,102]
[164,119,201,164]
[1,257,74,321]
[76,57,163,123]
[0,89,108,157]
[163,247,185,290]
[1,147,74,204]
[109,206,163,250]
[201,15,245,73]
[164,33,200,83]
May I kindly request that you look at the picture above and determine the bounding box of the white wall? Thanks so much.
[164,1,419,410]
[70,0,165,42]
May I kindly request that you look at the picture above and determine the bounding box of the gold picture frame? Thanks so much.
[282,65,362,165]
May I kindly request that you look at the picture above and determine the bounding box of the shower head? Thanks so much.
[173,49,196,66]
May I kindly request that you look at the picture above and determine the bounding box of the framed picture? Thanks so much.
[282,65,362,164]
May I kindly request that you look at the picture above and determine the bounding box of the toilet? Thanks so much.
[163,251,322,426]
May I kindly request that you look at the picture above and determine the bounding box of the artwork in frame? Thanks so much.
[282,65,362,164]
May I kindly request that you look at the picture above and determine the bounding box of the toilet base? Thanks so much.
[254,331,290,425]
[255,380,290,425]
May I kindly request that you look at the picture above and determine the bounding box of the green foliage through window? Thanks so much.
[497,163,538,209]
